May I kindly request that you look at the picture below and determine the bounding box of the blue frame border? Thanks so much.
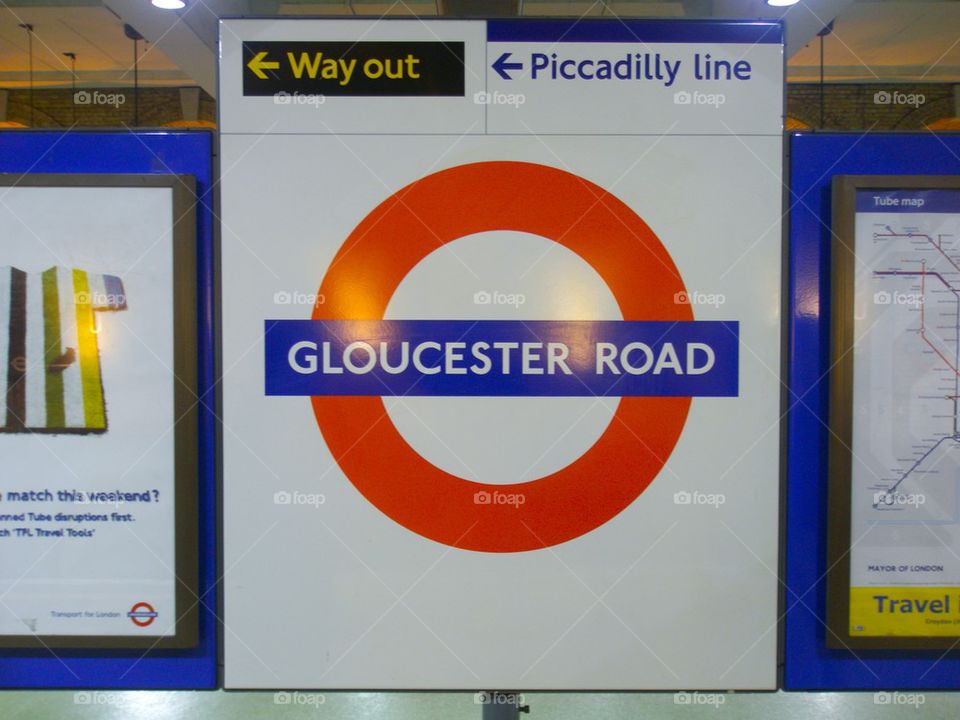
[0,130,217,689]
[786,131,960,690]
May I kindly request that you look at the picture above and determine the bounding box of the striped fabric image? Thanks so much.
[1,266,127,433]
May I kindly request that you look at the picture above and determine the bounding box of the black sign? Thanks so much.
[242,41,465,97]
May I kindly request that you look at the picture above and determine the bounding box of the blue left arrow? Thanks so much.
[492,52,523,80]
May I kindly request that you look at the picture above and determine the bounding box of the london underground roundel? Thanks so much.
[263,161,740,552]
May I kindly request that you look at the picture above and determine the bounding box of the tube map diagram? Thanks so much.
[850,189,960,637]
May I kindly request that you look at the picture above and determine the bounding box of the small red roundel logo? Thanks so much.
[127,601,158,627]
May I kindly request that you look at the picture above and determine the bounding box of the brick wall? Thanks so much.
[0,83,956,130]
[3,87,216,128]
[787,83,958,130]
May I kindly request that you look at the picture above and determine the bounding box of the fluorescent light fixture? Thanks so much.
[152,0,185,8]
[767,0,800,5]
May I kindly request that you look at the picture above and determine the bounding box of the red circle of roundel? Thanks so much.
[312,161,692,553]
[129,601,156,627]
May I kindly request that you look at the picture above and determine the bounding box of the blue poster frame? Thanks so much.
[786,131,960,689]
[0,130,217,689]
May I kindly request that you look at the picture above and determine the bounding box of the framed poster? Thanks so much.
[0,174,199,649]
[827,174,960,650]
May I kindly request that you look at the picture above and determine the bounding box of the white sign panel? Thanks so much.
[220,18,783,689]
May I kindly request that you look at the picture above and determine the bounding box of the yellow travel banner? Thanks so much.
[851,587,960,636]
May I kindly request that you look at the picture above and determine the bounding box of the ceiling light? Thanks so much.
[152,0,185,9]
[766,0,800,5]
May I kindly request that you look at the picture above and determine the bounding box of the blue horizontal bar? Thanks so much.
[486,19,783,45]
[856,188,960,214]
[264,319,739,398]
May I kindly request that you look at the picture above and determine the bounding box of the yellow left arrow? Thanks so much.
[247,51,280,80]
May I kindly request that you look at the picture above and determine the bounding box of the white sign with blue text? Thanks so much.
[220,17,784,689]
